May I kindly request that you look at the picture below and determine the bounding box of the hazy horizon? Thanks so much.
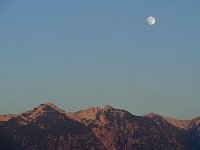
[0,1,200,119]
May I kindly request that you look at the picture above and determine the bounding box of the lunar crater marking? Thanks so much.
[147,16,156,25]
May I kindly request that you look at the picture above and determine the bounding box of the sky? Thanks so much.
[0,0,200,119]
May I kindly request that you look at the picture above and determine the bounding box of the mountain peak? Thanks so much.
[0,114,16,121]
[146,113,197,129]
[103,105,114,110]
[39,102,61,110]
[25,102,65,115]
[66,105,116,122]
[164,117,193,129]
[19,103,66,123]
[146,112,161,118]
[40,102,56,106]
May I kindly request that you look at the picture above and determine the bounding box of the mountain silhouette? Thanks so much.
[0,103,199,150]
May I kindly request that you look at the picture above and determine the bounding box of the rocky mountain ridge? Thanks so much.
[0,103,199,150]
[146,112,200,129]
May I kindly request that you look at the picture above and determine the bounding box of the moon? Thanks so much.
[147,16,156,25]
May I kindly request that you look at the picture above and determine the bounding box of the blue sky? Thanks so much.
[0,0,200,119]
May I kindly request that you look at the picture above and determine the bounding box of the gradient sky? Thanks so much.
[0,0,200,119]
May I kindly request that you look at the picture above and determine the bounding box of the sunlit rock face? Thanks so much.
[0,103,199,150]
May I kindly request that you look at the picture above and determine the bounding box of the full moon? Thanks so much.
[147,16,156,25]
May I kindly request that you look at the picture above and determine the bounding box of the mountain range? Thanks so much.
[0,103,199,150]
